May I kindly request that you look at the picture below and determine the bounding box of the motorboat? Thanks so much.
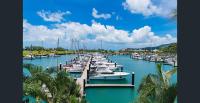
[89,66,129,80]
[63,63,84,73]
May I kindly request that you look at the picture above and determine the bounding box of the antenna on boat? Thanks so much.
[76,39,79,57]
[82,42,87,53]
[71,38,77,54]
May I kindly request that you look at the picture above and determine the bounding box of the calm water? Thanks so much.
[23,54,177,103]
[23,54,76,69]
[86,55,176,103]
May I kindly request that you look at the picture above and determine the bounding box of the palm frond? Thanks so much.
[165,67,177,79]
[23,81,48,101]
[136,63,177,103]
[156,64,164,83]
[163,83,177,103]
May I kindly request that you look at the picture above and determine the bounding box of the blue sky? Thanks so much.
[23,0,177,50]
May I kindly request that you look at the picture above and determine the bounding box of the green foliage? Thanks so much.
[24,46,45,51]
[23,80,48,101]
[23,64,43,75]
[56,47,66,51]
[159,43,177,54]
[23,64,86,103]
[135,64,177,103]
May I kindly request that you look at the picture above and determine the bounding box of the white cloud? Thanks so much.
[122,0,176,17]
[92,8,111,19]
[37,10,71,22]
[129,26,176,46]
[23,19,64,42]
[23,19,176,48]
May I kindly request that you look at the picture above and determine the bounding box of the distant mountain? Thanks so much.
[121,43,177,51]
[144,43,176,50]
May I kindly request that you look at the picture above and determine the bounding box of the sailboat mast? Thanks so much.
[77,40,80,57]
[41,40,43,56]
[56,38,59,71]
[100,40,103,53]
[57,38,59,49]
[101,40,102,50]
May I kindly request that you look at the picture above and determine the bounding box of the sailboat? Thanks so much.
[63,39,86,73]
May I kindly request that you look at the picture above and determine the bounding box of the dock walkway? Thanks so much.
[85,84,134,88]
[76,55,135,97]
[76,56,91,96]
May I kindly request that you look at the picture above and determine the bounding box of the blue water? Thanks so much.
[23,54,81,78]
[86,55,177,103]
[23,55,76,69]
[23,96,46,103]
[23,67,31,77]
[23,54,177,103]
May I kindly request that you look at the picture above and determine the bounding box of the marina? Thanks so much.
[131,52,178,67]
[23,54,176,103]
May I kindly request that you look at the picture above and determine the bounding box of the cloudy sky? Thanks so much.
[23,0,177,50]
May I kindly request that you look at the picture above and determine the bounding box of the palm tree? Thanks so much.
[23,64,85,103]
[135,64,177,103]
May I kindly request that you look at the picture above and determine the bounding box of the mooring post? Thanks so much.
[173,60,176,67]
[87,70,89,80]
[121,67,123,72]
[66,61,67,65]
[30,55,33,60]
[89,64,91,71]
[83,79,86,93]
[59,63,62,71]
[115,62,116,67]
[132,72,135,85]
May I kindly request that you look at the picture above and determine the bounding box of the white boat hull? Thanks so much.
[89,72,129,80]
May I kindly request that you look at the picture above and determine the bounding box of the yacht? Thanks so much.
[63,63,84,73]
[89,66,129,80]
[132,53,142,60]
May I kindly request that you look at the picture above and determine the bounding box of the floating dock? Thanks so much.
[85,84,134,88]
[76,55,135,97]
[76,56,91,96]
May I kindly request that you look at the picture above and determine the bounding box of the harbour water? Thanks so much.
[86,55,176,103]
[23,54,76,69]
[23,54,177,103]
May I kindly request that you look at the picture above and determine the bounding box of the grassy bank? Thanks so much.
[23,49,116,57]
[23,50,75,57]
